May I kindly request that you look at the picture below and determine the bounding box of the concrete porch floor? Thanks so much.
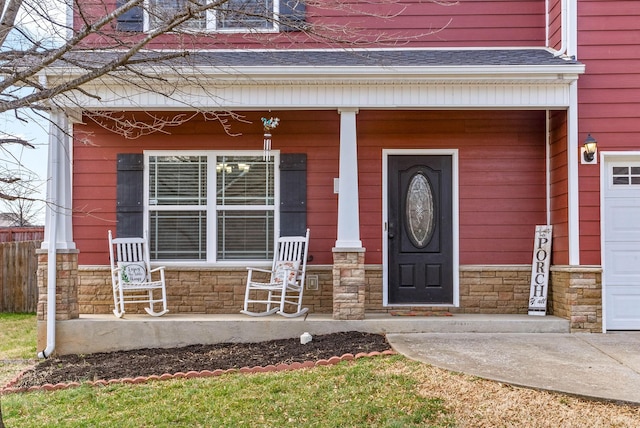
[39,313,570,356]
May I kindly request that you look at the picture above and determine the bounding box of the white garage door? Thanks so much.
[604,160,640,330]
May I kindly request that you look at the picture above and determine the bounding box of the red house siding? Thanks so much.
[74,110,548,268]
[357,110,547,265]
[316,0,546,47]
[73,110,342,266]
[78,0,546,49]
[577,0,640,265]
[549,110,569,265]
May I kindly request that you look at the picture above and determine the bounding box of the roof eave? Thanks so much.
[42,63,585,85]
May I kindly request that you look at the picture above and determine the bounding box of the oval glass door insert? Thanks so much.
[405,173,434,248]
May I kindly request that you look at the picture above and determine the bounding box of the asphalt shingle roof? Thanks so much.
[60,48,581,70]
[178,49,580,67]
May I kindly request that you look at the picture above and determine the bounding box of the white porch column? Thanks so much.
[42,110,75,250]
[335,108,362,249]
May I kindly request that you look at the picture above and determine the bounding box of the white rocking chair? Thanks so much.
[241,229,310,317]
[108,230,169,318]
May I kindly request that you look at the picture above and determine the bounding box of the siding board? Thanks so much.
[580,1,640,15]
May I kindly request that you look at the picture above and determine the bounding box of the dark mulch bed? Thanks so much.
[11,332,391,389]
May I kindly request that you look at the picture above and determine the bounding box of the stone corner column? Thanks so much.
[332,247,366,320]
[549,265,602,333]
[37,248,80,322]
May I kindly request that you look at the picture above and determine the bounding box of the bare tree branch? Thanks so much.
[2,0,452,115]
[0,0,452,214]
[0,0,24,48]
[0,137,33,147]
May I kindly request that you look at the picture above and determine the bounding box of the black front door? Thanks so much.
[388,155,453,304]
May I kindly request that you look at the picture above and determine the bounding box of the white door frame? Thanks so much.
[382,149,460,307]
[600,151,640,332]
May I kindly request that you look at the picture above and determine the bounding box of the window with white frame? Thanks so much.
[217,0,274,30]
[612,166,640,186]
[147,0,275,31]
[147,153,276,262]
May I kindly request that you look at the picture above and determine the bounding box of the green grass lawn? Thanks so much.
[0,313,451,427]
[3,356,453,428]
[0,313,38,389]
[2,313,639,427]
[0,313,37,360]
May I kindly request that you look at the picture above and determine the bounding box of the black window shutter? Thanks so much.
[280,154,307,236]
[116,154,144,237]
[116,0,144,32]
[279,0,306,32]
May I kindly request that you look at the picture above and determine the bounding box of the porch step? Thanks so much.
[44,313,570,356]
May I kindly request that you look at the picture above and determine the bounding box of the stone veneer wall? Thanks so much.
[549,266,602,333]
[37,250,80,321]
[366,265,532,314]
[78,265,336,315]
[77,264,535,316]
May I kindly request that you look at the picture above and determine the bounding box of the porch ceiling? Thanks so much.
[42,48,585,111]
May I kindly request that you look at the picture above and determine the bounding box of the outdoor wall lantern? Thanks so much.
[581,134,598,164]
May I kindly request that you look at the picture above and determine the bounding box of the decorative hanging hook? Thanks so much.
[261,117,280,160]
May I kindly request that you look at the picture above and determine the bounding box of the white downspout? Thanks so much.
[38,208,57,359]
[38,2,75,358]
[38,110,62,359]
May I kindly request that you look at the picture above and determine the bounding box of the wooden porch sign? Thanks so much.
[528,225,552,316]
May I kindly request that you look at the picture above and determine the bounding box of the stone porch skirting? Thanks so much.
[38,251,602,332]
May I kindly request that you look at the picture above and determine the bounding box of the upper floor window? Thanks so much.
[218,0,274,30]
[147,0,275,32]
[117,0,304,33]
[148,0,206,30]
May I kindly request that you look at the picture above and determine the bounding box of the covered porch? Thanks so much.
[37,48,586,356]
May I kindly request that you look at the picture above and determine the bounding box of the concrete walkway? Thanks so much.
[386,332,640,405]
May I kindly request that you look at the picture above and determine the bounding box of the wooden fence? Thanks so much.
[0,227,44,243]
[0,240,41,313]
